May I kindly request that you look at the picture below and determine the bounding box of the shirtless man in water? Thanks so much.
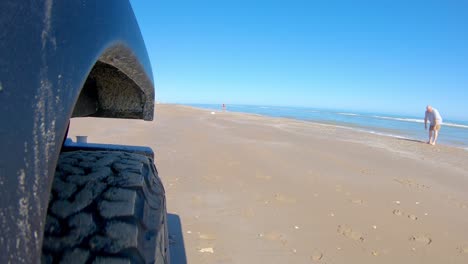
[424,105,443,145]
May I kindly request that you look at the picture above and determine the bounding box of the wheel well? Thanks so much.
[72,61,147,119]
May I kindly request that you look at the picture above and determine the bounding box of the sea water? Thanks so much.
[186,104,468,150]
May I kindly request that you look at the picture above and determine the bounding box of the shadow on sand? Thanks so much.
[168,213,187,264]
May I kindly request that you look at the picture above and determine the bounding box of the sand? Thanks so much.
[69,104,468,264]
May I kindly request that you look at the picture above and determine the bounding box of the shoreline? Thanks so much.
[175,103,468,151]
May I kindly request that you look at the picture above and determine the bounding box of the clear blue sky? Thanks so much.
[130,0,468,120]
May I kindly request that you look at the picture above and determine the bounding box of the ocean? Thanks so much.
[186,104,468,150]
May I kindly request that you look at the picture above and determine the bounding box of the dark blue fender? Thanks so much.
[0,1,155,262]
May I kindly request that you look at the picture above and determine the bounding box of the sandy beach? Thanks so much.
[69,104,468,264]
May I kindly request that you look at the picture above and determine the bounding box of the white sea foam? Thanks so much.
[372,115,425,123]
[366,130,412,140]
[337,112,359,116]
[347,127,411,140]
[372,116,468,129]
[314,122,410,140]
[443,122,468,129]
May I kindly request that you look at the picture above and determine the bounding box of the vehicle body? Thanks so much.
[0,1,168,263]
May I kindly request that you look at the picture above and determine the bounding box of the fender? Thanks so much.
[0,1,155,262]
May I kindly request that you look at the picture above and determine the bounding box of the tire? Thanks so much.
[41,151,169,264]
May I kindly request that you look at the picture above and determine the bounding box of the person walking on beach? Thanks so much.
[424,105,443,145]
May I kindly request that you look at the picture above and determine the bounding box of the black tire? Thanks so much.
[42,151,169,264]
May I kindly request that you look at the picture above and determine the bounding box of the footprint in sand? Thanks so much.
[409,235,432,245]
[443,196,468,209]
[393,178,430,190]
[392,209,418,220]
[457,246,468,254]
[263,231,283,241]
[407,214,418,221]
[337,225,365,242]
[360,169,372,175]
[274,193,296,203]
[393,209,404,216]
[349,199,365,205]
[310,251,323,261]
[263,231,288,246]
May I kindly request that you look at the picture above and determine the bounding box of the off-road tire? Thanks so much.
[41,151,169,264]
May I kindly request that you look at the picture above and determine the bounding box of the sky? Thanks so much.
[129,0,468,120]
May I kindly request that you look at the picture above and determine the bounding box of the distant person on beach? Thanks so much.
[222,104,226,111]
[424,105,443,145]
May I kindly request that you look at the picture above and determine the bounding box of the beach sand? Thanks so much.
[69,104,468,264]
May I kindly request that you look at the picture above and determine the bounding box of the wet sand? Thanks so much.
[69,104,468,264]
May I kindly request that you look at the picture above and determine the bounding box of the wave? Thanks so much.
[312,120,468,150]
[315,122,413,139]
[352,128,414,140]
[372,116,468,129]
[444,122,468,129]
[337,112,360,116]
[366,130,411,139]
[372,115,424,123]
